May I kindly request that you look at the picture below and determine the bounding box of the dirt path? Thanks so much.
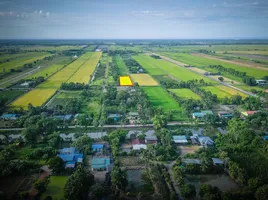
[192,53,268,71]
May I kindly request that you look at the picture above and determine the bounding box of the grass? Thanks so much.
[2,45,83,52]
[115,55,128,75]
[169,88,200,100]
[142,86,186,120]
[133,54,216,83]
[130,73,158,86]
[119,76,133,86]
[0,52,52,74]
[160,52,267,79]
[68,52,102,83]
[216,85,248,98]
[9,89,57,109]
[41,176,68,200]
[57,91,81,98]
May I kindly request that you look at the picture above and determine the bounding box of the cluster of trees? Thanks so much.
[198,49,216,54]
[122,56,146,73]
[60,82,90,90]
[150,55,161,59]
[158,77,209,89]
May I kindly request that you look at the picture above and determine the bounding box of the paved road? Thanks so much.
[150,53,260,99]
[0,121,208,131]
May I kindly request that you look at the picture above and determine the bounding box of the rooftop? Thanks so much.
[92,157,111,169]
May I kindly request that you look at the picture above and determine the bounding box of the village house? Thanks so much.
[212,158,224,166]
[107,114,122,121]
[192,110,213,119]
[57,147,83,168]
[218,111,233,119]
[54,114,73,121]
[182,159,201,165]
[173,135,188,144]
[131,138,147,150]
[241,110,257,117]
[0,114,20,120]
[197,136,214,146]
[92,143,104,152]
[256,79,267,85]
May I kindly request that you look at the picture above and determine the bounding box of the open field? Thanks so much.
[115,55,128,75]
[216,85,248,98]
[0,52,52,73]
[130,73,158,86]
[109,45,144,52]
[160,52,267,79]
[83,45,97,51]
[41,176,68,200]
[68,52,102,83]
[169,88,200,100]
[9,89,56,109]
[27,57,73,79]
[142,86,186,120]
[134,54,216,83]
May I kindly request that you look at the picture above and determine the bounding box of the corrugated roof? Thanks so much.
[92,157,111,169]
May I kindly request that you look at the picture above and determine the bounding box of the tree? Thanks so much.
[255,185,268,200]
[73,135,92,154]
[152,115,167,130]
[48,157,65,174]
[64,165,95,200]
[218,77,224,82]
[111,165,128,192]
[180,184,196,199]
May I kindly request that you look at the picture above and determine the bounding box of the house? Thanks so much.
[126,130,143,139]
[0,114,20,120]
[218,112,233,119]
[173,135,188,144]
[144,130,157,144]
[182,159,201,165]
[8,134,25,142]
[197,136,214,146]
[86,132,107,139]
[91,157,111,171]
[256,80,267,85]
[212,158,224,166]
[127,112,139,119]
[132,138,147,150]
[263,135,268,141]
[241,111,257,117]
[107,114,122,121]
[54,114,73,121]
[60,133,76,141]
[192,110,213,119]
[92,143,104,152]
[57,147,83,168]
[191,137,199,145]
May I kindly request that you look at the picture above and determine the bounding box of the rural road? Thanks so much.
[150,53,260,99]
[0,121,207,131]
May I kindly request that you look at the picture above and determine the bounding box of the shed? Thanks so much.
[91,157,111,171]
[92,144,104,152]
[212,158,224,165]
[218,112,233,119]
[173,135,188,144]
[0,114,20,120]
[241,111,257,117]
[198,136,214,146]
[182,159,201,165]
[133,144,147,150]
[107,114,122,121]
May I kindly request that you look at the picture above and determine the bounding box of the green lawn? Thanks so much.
[169,88,200,100]
[41,176,68,200]
[142,86,187,121]
[200,86,232,99]
[133,54,216,83]
[160,52,267,79]
[115,55,128,75]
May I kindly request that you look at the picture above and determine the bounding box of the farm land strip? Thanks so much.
[130,73,158,86]
[115,55,128,76]
[169,88,201,100]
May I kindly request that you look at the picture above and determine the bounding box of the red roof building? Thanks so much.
[241,111,257,116]
[131,138,145,145]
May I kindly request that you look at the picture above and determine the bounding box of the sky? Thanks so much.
[0,0,267,39]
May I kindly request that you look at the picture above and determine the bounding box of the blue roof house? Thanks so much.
[92,143,104,152]
[57,147,83,168]
[0,114,20,120]
[198,136,214,146]
[91,157,111,171]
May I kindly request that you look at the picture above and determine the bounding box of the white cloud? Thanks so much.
[46,12,50,17]
[39,10,43,14]
[213,5,217,7]
[142,10,149,14]
[253,2,259,5]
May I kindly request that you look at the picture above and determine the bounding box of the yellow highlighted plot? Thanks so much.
[10,89,56,109]
[131,74,158,86]
[119,76,133,86]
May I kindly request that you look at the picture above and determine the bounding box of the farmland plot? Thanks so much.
[115,55,128,75]
[68,52,102,83]
[130,74,158,86]
[169,88,200,100]
[10,89,56,109]
[134,54,216,83]
[142,86,186,120]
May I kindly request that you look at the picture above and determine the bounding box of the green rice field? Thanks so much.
[169,88,201,100]
[115,55,128,75]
